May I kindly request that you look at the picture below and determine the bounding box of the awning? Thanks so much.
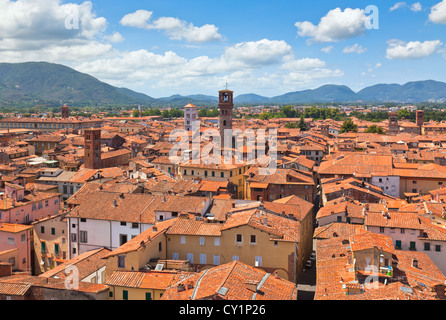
[250,182,269,189]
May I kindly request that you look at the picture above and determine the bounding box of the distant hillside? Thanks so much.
[0,62,155,106]
[0,62,445,107]
[235,81,446,104]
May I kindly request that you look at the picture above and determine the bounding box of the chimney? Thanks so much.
[113,200,117,207]
[412,258,418,268]
[263,218,268,226]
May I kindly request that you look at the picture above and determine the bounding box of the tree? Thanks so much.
[340,119,358,133]
[364,124,385,134]
[298,117,308,131]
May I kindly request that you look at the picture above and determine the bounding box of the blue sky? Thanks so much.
[0,0,446,98]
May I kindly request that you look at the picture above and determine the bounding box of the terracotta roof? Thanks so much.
[160,260,297,300]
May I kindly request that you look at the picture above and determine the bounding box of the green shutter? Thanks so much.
[145,292,152,300]
[123,290,128,300]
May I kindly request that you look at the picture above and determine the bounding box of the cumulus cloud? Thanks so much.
[120,9,222,43]
[295,8,371,43]
[386,40,443,59]
[0,0,107,50]
[343,43,367,54]
[429,0,446,24]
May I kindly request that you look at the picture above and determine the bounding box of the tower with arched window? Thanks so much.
[218,89,234,149]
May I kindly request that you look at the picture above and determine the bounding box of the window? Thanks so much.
[395,240,402,249]
[181,236,186,244]
[120,221,126,226]
[221,172,224,178]
[213,255,220,265]
[436,245,441,252]
[410,242,416,251]
[51,228,55,235]
[212,171,215,177]
[71,233,77,243]
[145,292,152,300]
[250,235,257,244]
[337,216,342,223]
[41,241,46,253]
[199,254,206,264]
[8,237,15,245]
[255,256,262,267]
[80,218,86,222]
[236,234,242,243]
[41,226,45,234]
[45,200,49,207]
[187,253,193,263]
[200,237,205,245]
[412,180,417,184]
[172,253,179,260]
[55,244,60,255]
[158,242,162,252]
[214,238,220,246]
[401,228,405,234]
[131,223,139,229]
[118,256,126,268]
[232,256,239,261]
[379,227,385,233]
[80,231,88,243]
[21,234,26,243]
[122,290,128,300]
[424,243,431,251]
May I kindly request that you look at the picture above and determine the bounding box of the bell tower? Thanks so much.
[218,87,234,150]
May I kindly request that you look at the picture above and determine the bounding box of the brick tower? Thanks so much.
[84,128,102,169]
[218,88,234,150]
[61,105,69,119]
[388,112,399,135]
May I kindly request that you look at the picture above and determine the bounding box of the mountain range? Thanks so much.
[0,62,445,107]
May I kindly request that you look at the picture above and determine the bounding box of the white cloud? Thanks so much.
[390,2,422,12]
[411,2,422,12]
[0,0,107,51]
[120,9,153,29]
[281,58,326,70]
[343,43,367,54]
[429,0,446,24]
[321,46,334,53]
[104,32,124,43]
[295,8,371,43]
[0,0,113,65]
[386,40,443,59]
[390,2,407,11]
[120,10,222,43]
[375,62,382,68]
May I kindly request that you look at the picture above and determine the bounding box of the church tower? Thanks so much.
[218,88,234,149]
[84,128,102,169]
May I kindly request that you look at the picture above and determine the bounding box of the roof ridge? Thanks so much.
[216,260,238,294]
